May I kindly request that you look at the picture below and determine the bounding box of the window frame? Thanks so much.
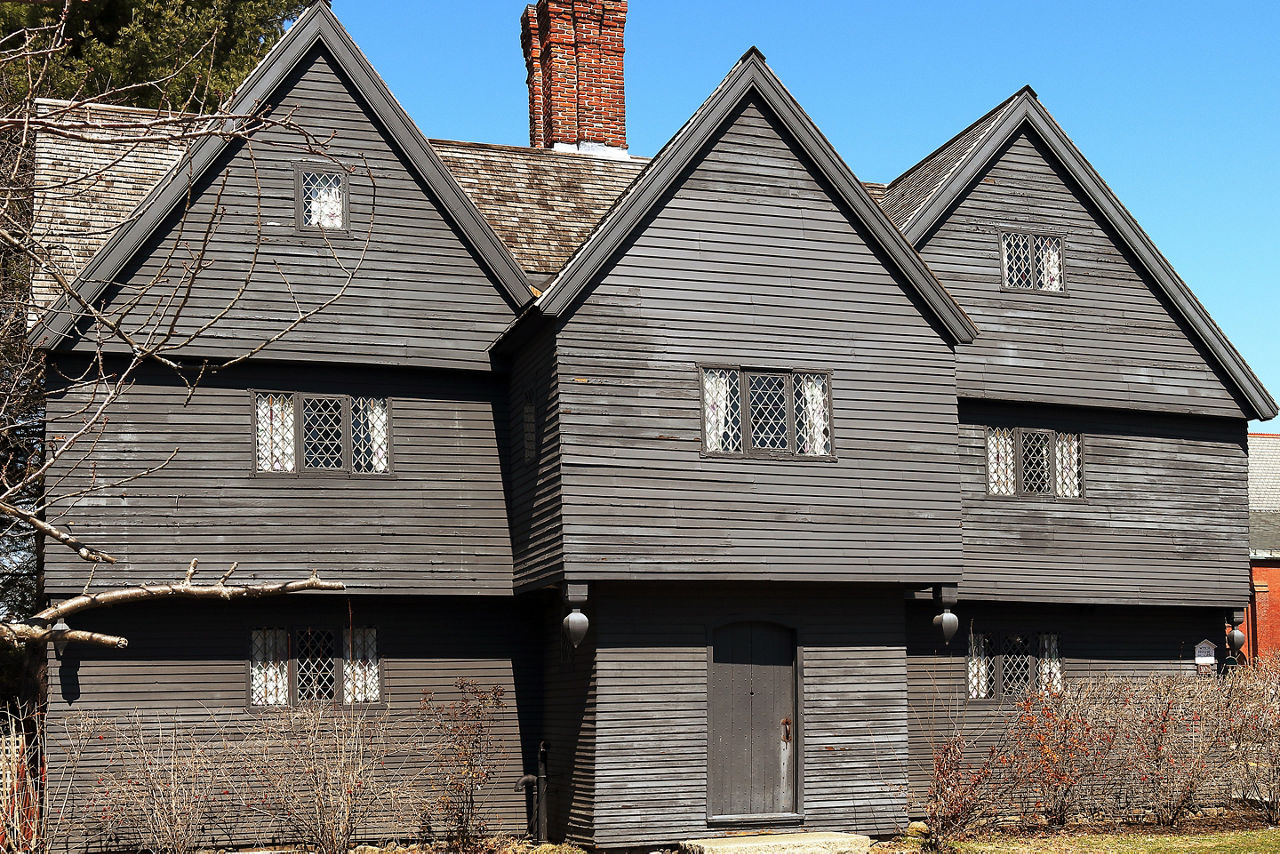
[998,228,1069,296]
[294,163,351,236]
[966,630,1063,703]
[983,426,1086,501]
[251,391,394,478]
[245,624,385,710]
[697,364,836,462]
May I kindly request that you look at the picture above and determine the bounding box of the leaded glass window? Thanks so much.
[1054,432,1082,498]
[343,627,380,704]
[747,373,789,451]
[302,171,344,230]
[296,628,336,703]
[302,397,344,470]
[250,628,288,707]
[1001,635,1034,697]
[255,393,295,473]
[1002,231,1065,292]
[1038,633,1063,693]
[986,427,1016,495]
[702,368,742,454]
[967,632,992,700]
[794,373,831,456]
[351,397,390,474]
[1021,430,1052,494]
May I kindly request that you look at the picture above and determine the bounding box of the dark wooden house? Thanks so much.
[29,1,1273,850]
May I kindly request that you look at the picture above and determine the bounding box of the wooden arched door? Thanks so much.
[708,621,798,821]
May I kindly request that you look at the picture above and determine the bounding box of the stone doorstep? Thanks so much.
[679,831,872,854]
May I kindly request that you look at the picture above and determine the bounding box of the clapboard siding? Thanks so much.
[44,596,530,851]
[73,46,517,371]
[588,583,907,848]
[536,593,597,846]
[43,359,514,596]
[957,400,1249,605]
[505,326,565,590]
[553,97,963,586]
[905,600,1225,810]
[917,130,1244,418]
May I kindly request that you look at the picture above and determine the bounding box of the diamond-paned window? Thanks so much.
[296,628,336,703]
[794,373,831,456]
[303,397,344,470]
[351,397,390,474]
[1054,432,1082,498]
[986,427,1016,495]
[1038,633,1063,693]
[255,393,295,473]
[967,632,992,700]
[1003,231,1065,292]
[702,368,742,454]
[343,628,380,704]
[250,628,289,707]
[747,374,789,451]
[1035,235,1064,291]
[1021,430,1052,494]
[302,171,344,230]
[1001,635,1034,697]
[1002,232,1036,290]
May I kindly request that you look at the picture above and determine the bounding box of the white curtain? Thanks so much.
[703,369,730,452]
[986,427,1015,495]
[256,393,295,472]
[797,374,830,455]
[1038,236,1063,291]
[967,633,991,699]
[344,627,380,704]
[1038,633,1063,693]
[250,628,288,707]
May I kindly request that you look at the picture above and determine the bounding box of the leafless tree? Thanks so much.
[0,1,372,658]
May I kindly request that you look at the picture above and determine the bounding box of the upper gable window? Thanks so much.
[298,168,347,231]
[1001,231,1063,292]
[986,427,1082,498]
[254,392,390,475]
[702,367,833,458]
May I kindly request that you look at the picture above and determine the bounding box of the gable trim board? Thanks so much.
[532,48,979,346]
[29,1,532,352]
[893,89,1276,423]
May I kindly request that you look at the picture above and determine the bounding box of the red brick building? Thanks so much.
[1246,434,1280,660]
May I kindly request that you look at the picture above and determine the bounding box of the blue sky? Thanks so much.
[334,0,1278,422]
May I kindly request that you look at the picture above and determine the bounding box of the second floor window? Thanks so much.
[1002,231,1063,292]
[254,392,390,475]
[702,367,832,458]
[986,427,1081,498]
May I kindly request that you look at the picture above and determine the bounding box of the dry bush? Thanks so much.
[997,680,1119,827]
[230,704,427,854]
[1110,673,1231,827]
[1222,655,1280,822]
[89,714,227,854]
[419,679,508,851]
[922,732,1002,851]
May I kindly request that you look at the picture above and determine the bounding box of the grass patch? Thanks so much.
[950,827,1280,853]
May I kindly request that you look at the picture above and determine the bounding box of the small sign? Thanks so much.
[1195,639,1217,668]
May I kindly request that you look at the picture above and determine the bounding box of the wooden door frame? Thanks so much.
[704,619,806,827]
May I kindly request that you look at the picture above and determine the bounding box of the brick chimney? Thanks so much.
[521,0,628,159]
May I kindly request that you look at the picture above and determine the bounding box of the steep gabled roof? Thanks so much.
[432,139,647,277]
[30,1,532,350]
[879,87,1028,231]
[532,48,979,345]
[889,88,1277,422]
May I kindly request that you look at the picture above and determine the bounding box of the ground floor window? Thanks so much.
[967,630,1061,699]
[250,626,381,706]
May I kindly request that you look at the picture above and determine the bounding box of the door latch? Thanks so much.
[781,716,792,744]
